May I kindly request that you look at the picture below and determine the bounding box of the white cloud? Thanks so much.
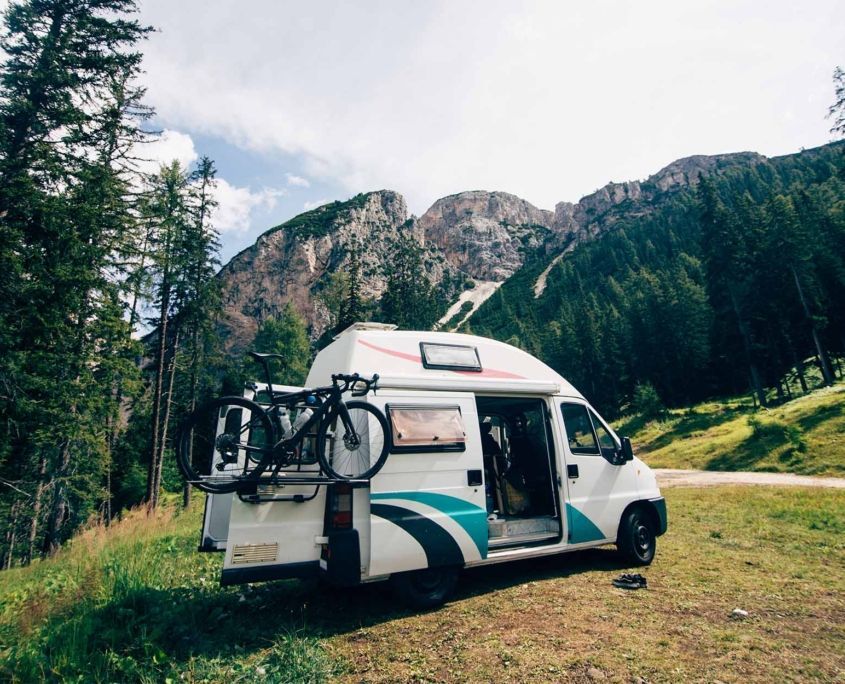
[212,179,284,233]
[140,0,845,213]
[303,198,330,211]
[285,173,311,188]
[132,128,280,234]
[139,129,198,173]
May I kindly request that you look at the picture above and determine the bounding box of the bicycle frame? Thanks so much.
[244,381,361,479]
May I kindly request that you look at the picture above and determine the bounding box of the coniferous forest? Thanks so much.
[0,0,231,567]
[467,143,845,417]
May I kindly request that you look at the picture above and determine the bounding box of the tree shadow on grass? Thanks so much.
[795,401,843,433]
[634,406,750,453]
[704,423,792,472]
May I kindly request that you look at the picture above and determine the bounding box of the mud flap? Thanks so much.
[320,529,361,586]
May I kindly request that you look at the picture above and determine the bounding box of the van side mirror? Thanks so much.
[620,436,634,462]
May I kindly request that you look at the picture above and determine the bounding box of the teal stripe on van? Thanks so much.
[371,491,488,558]
[565,504,606,544]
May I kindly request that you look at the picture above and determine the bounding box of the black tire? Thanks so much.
[390,567,460,610]
[176,396,274,494]
[316,401,390,480]
[617,507,656,566]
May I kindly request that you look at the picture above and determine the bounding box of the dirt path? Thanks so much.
[655,468,845,489]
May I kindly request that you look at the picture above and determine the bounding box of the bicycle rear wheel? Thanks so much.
[316,401,390,480]
[176,396,274,493]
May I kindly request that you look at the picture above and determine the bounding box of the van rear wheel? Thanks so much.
[390,567,459,610]
[617,508,656,566]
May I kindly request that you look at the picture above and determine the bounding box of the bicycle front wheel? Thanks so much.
[316,401,390,480]
[176,396,274,494]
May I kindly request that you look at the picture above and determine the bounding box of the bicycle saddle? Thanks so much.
[248,351,285,361]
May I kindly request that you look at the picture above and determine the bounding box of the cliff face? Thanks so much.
[417,191,556,281]
[217,191,426,352]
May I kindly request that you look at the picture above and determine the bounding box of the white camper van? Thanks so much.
[199,323,667,608]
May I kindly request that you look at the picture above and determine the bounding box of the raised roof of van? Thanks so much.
[306,324,584,398]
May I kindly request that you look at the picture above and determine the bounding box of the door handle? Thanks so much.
[567,464,579,479]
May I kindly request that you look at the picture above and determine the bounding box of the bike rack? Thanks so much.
[235,474,370,504]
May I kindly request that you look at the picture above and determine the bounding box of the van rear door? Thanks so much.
[215,383,343,585]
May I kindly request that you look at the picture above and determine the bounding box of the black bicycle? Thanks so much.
[176,351,391,493]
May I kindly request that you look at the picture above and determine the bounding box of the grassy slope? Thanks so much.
[1,488,844,682]
[616,384,845,476]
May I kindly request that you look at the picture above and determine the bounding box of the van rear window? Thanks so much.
[387,405,467,452]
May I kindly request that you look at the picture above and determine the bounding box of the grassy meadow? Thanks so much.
[617,383,845,476]
[1,486,843,682]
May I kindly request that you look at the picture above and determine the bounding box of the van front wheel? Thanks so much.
[390,567,459,610]
[617,508,656,566]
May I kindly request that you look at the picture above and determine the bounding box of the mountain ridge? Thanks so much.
[214,142,840,353]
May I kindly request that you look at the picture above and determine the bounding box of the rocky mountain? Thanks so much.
[214,146,796,352]
[217,191,426,352]
[418,191,556,281]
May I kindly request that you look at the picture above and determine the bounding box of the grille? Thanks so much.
[231,542,279,565]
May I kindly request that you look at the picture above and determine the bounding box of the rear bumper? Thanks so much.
[649,497,668,536]
[220,560,319,586]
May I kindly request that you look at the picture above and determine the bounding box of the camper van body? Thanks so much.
[203,325,667,596]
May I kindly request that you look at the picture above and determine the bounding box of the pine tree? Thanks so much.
[829,66,845,139]
[336,235,367,332]
[245,305,311,386]
[698,179,768,406]
[380,231,438,330]
[764,194,834,385]
[145,161,191,508]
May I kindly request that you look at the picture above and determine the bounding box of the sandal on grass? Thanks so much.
[612,573,648,590]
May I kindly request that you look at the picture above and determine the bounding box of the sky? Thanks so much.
[69,2,845,260]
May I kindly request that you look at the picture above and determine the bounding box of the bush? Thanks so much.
[632,382,665,419]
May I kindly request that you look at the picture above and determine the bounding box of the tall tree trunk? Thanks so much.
[791,267,834,386]
[147,284,171,507]
[792,349,808,394]
[2,500,20,570]
[25,451,48,564]
[42,440,72,557]
[152,329,180,505]
[729,290,767,407]
[183,328,200,509]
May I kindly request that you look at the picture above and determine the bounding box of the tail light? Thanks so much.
[328,482,353,529]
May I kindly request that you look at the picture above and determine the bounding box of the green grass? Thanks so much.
[616,383,845,476]
[2,487,844,682]
[0,502,339,683]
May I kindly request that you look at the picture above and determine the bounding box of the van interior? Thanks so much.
[476,396,561,549]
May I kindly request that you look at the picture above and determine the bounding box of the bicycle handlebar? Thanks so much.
[331,372,379,396]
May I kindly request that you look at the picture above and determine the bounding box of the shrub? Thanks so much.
[632,382,665,419]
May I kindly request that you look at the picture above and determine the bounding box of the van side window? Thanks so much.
[560,403,599,455]
[387,405,467,452]
[589,409,618,460]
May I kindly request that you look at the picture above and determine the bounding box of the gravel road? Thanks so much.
[654,468,845,489]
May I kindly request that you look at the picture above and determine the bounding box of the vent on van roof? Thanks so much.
[420,342,482,371]
[231,542,279,564]
[334,321,398,339]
